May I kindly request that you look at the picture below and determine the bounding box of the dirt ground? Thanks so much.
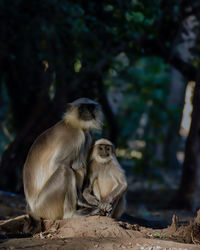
[0,190,200,249]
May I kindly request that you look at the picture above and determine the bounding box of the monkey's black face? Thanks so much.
[98,144,112,158]
[78,103,98,121]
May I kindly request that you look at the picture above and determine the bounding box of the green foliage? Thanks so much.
[104,55,174,180]
[0,0,191,185]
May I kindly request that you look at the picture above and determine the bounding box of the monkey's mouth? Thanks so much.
[80,112,96,121]
[99,154,109,158]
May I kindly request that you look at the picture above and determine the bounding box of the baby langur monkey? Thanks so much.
[83,139,128,219]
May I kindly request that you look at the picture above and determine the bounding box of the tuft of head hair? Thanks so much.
[70,97,98,106]
[63,98,102,130]
[94,138,113,146]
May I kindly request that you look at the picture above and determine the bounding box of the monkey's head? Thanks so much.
[91,139,115,163]
[64,98,103,130]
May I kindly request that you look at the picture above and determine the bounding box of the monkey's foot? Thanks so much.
[23,216,42,234]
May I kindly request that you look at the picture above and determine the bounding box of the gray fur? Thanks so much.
[83,140,128,219]
[23,98,102,226]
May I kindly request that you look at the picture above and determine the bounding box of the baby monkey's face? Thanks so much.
[97,144,112,158]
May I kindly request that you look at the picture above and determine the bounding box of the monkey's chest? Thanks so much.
[97,173,117,199]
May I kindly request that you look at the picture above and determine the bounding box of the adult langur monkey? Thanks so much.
[23,98,103,229]
[83,138,128,219]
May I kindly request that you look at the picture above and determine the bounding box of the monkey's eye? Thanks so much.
[106,147,110,151]
[99,146,103,150]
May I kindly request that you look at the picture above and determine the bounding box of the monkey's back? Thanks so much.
[23,121,85,205]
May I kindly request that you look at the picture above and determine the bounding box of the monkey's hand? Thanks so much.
[71,160,83,170]
[98,201,112,214]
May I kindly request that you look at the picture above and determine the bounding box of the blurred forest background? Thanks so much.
[0,0,200,215]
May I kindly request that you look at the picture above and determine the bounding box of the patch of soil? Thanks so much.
[1,215,200,249]
[1,236,200,250]
[1,190,200,249]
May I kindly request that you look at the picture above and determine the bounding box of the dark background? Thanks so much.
[0,0,200,216]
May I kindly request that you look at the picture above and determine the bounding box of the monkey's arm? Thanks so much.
[71,133,92,170]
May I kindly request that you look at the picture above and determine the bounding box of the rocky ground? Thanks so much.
[0,190,200,249]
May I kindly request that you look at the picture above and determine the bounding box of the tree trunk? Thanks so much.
[0,98,58,193]
[163,68,186,169]
[79,70,119,145]
[177,66,200,211]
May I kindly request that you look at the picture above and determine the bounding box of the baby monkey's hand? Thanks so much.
[98,201,112,215]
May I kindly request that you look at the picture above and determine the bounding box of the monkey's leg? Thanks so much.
[55,165,100,218]
[82,187,99,206]
[75,206,101,217]
[23,214,42,234]
[77,197,93,208]
[111,196,126,219]
[23,204,42,233]
[33,165,78,220]
[62,168,100,217]
[34,165,100,219]
[77,190,95,208]
[76,191,101,216]
[91,180,112,215]
[75,189,101,216]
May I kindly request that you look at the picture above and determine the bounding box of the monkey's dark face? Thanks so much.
[64,98,102,130]
[78,103,97,121]
[97,144,112,158]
